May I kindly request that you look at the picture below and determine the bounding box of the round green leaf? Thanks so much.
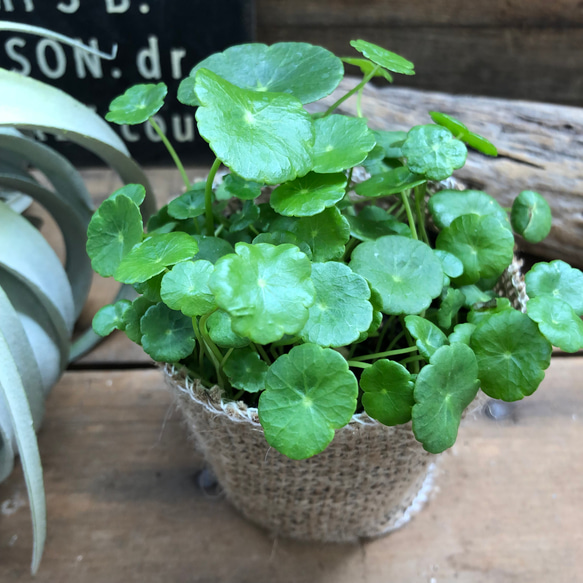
[341,57,393,82]
[252,231,313,259]
[140,303,196,362]
[527,296,583,353]
[429,111,498,156]
[195,70,313,184]
[258,344,358,459]
[350,40,415,75]
[448,323,476,346]
[373,130,407,159]
[458,284,495,308]
[300,262,373,347]
[312,115,376,173]
[347,205,411,241]
[428,189,509,230]
[215,173,263,201]
[206,310,250,348]
[511,190,552,243]
[193,236,235,263]
[161,260,217,317]
[87,195,144,277]
[404,315,448,360]
[223,348,268,393]
[209,243,315,344]
[115,232,199,284]
[361,360,414,425]
[270,171,346,217]
[470,309,552,401]
[354,166,426,198]
[402,125,467,181]
[467,297,513,326]
[122,296,154,344]
[229,200,260,232]
[105,83,167,125]
[107,183,146,206]
[525,260,583,315]
[437,287,465,330]
[350,236,443,314]
[434,249,464,279]
[412,343,480,453]
[92,299,132,337]
[291,206,351,262]
[179,42,344,107]
[167,188,206,219]
[133,273,163,302]
[436,215,514,285]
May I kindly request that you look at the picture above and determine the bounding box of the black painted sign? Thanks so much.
[0,0,253,165]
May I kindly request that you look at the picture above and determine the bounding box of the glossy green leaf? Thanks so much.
[193,236,235,263]
[224,348,268,393]
[92,299,132,336]
[470,309,552,401]
[229,200,260,232]
[258,344,358,459]
[105,83,167,125]
[206,310,250,348]
[434,249,464,279]
[437,287,465,330]
[253,231,313,258]
[458,285,496,308]
[291,206,351,262]
[436,215,514,285]
[122,297,154,344]
[312,115,376,173]
[161,260,217,317]
[215,173,263,201]
[354,166,426,197]
[373,130,407,159]
[167,188,206,219]
[133,273,163,302]
[194,69,313,184]
[86,195,144,277]
[350,236,443,314]
[429,111,498,156]
[448,323,476,345]
[107,183,146,206]
[350,40,415,75]
[300,262,373,347]
[346,205,410,241]
[115,233,198,284]
[361,145,391,175]
[341,57,393,82]
[527,296,583,353]
[511,190,552,243]
[467,297,513,326]
[402,125,467,181]
[271,171,346,217]
[209,243,314,344]
[404,315,448,360]
[179,42,344,106]
[412,343,480,453]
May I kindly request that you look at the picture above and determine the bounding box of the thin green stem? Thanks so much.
[322,67,379,117]
[345,167,354,196]
[205,158,222,235]
[347,361,372,369]
[271,336,300,348]
[149,117,190,190]
[253,343,272,365]
[400,355,425,366]
[400,315,420,374]
[343,237,359,262]
[400,191,418,240]
[414,183,429,245]
[220,347,234,369]
[192,319,205,373]
[356,86,364,117]
[350,345,417,362]
[374,315,395,353]
[387,329,406,351]
[232,389,244,401]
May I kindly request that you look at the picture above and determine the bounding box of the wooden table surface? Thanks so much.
[1,167,582,582]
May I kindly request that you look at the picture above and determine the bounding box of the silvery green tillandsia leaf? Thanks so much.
[340,57,394,82]
[122,296,155,344]
[511,190,552,244]
[404,315,448,360]
[350,40,415,75]
[470,309,552,401]
[350,236,443,315]
[412,343,480,454]
[312,115,376,173]
[361,360,414,426]
[92,299,132,336]
[194,70,314,184]
[448,323,476,346]
[402,125,467,181]
[354,166,426,198]
[106,83,167,125]
[527,296,583,353]
[179,42,344,107]
[206,310,250,349]
[161,260,217,317]
[347,206,411,241]
[300,262,373,347]
[223,348,268,393]
[209,243,315,344]
[270,172,347,217]
[258,344,358,459]
[215,173,263,201]
[167,188,206,220]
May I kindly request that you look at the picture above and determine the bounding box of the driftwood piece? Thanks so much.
[315,79,583,267]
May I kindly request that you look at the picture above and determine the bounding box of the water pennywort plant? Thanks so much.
[88,40,583,460]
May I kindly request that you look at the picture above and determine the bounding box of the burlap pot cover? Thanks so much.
[165,258,527,543]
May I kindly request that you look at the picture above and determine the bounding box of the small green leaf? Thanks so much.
[193,235,235,263]
[354,166,426,198]
[448,323,476,345]
[92,299,132,336]
[350,40,415,75]
[525,260,583,316]
[434,249,464,279]
[458,285,495,308]
[229,200,260,232]
[300,262,373,347]
[402,125,467,181]
[527,296,583,353]
[341,57,393,82]
[140,303,196,362]
[209,243,315,344]
[437,287,465,330]
[270,171,346,217]
[350,236,443,314]
[467,297,513,325]
[206,310,250,348]
[123,296,155,344]
[291,206,351,262]
[436,215,514,285]
[133,273,164,302]
[373,130,407,159]
[86,195,144,277]
[167,188,206,219]
[258,344,358,459]
[412,343,480,453]
[346,205,411,241]
[224,348,268,393]
[161,260,217,317]
[429,111,498,156]
[215,173,263,201]
[252,231,313,259]
[105,83,167,125]
[146,205,175,233]
[115,232,198,284]
[194,69,314,184]
[312,115,376,173]
[107,183,146,206]
[470,309,552,401]
[511,190,552,243]
[361,360,414,425]
[404,315,448,360]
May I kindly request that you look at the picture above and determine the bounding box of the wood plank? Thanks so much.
[1,359,582,581]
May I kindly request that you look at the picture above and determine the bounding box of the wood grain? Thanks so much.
[0,359,582,582]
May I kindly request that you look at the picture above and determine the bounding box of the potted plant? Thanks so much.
[87,39,583,542]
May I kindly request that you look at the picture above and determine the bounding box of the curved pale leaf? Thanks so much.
[350,40,415,75]
[215,173,263,201]
[106,83,167,125]
[404,315,448,359]
[167,188,206,219]
[206,310,250,348]
[511,190,552,244]
[92,299,132,336]
[341,57,393,82]
[448,323,476,345]
[223,348,268,393]
[429,111,498,156]
[354,166,426,197]
[373,130,407,159]
[434,249,464,279]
